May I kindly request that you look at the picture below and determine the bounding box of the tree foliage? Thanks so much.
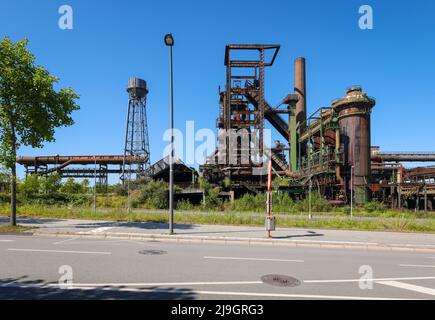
[0,36,80,224]
[0,37,80,166]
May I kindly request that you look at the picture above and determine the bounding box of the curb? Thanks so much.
[32,230,435,253]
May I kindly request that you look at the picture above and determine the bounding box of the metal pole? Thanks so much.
[424,185,428,218]
[266,160,272,238]
[169,45,174,235]
[127,165,131,213]
[350,165,354,219]
[93,157,97,213]
[308,177,312,219]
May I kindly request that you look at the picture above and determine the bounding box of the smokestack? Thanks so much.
[294,57,306,134]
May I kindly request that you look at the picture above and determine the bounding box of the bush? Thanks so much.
[59,178,85,194]
[273,192,295,213]
[177,199,195,211]
[362,201,386,213]
[0,193,10,204]
[203,186,223,210]
[293,192,332,213]
[19,174,41,197]
[139,180,168,209]
[230,193,265,213]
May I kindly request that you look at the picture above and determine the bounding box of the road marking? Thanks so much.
[399,264,435,268]
[67,281,263,287]
[68,286,413,300]
[378,281,435,296]
[289,239,379,246]
[90,227,114,233]
[0,282,415,299]
[304,276,435,284]
[53,238,78,245]
[0,240,13,242]
[7,248,111,255]
[204,256,304,263]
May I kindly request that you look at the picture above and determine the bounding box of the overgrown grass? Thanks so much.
[0,224,32,234]
[1,203,435,233]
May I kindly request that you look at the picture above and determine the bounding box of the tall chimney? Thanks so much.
[294,57,306,134]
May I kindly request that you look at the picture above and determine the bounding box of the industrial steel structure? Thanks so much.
[122,77,151,182]
[18,78,151,189]
[200,44,435,211]
[16,44,435,211]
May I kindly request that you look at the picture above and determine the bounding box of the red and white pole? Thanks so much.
[267,159,272,238]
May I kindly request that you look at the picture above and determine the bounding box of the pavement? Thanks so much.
[1,233,435,300]
[2,216,435,252]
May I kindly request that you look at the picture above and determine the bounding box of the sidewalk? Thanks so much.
[3,216,435,252]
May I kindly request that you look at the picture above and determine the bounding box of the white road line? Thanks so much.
[204,256,304,263]
[0,282,415,299]
[304,276,435,284]
[53,238,78,245]
[69,286,413,300]
[68,281,263,287]
[378,281,435,296]
[399,264,435,268]
[90,227,114,233]
[0,240,13,242]
[7,248,111,255]
[289,239,379,245]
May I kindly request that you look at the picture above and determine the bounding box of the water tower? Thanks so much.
[122,77,151,181]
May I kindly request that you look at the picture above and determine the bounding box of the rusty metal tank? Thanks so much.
[332,86,375,205]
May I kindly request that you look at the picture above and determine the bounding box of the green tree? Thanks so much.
[0,37,79,225]
[60,178,83,194]
[19,174,41,197]
[0,166,11,192]
[42,172,62,194]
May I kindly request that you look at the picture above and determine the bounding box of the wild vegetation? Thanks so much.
[0,170,434,234]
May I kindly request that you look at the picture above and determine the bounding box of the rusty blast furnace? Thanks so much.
[200,44,435,210]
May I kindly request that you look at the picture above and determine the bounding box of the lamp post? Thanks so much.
[308,177,312,220]
[350,165,354,219]
[165,33,175,235]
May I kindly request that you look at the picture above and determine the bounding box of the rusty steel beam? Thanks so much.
[17,155,146,166]
[371,153,435,162]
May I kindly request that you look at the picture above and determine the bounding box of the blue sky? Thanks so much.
[1,0,435,179]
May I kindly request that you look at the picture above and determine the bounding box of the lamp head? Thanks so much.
[164,33,174,46]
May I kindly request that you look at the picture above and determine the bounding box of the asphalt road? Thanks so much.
[1,234,435,300]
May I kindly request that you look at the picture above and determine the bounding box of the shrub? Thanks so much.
[140,180,168,209]
[362,201,386,213]
[177,199,195,211]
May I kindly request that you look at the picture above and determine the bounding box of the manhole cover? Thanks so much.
[261,274,301,287]
[138,249,167,255]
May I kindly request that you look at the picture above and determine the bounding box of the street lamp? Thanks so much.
[308,177,312,220]
[165,33,175,235]
[350,165,354,220]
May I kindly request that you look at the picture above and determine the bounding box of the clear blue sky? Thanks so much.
[1,0,434,179]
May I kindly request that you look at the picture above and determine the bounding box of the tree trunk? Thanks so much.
[8,111,17,226]
[10,161,17,226]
